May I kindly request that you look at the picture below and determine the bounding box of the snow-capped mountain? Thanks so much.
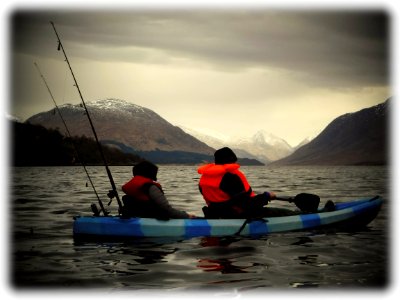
[26,98,214,156]
[180,127,294,163]
[228,130,294,163]
[6,113,22,122]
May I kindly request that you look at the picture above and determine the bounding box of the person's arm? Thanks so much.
[220,172,276,208]
[219,172,247,197]
[148,185,190,219]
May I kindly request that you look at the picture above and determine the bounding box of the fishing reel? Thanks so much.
[91,203,100,217]
[107,189,117,205]
[91,203,110,217]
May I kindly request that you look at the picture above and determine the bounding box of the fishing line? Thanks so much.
[34,62,108,216]
[61,63,69,106]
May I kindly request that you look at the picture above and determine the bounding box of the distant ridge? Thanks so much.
[272,99,389,166]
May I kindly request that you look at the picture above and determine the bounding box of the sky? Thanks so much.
[8,6,390,147]
[1,1,399,297]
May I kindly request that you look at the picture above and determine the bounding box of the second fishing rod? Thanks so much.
[34,62,109,216]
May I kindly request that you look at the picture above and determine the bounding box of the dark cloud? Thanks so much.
[11,9,389,89]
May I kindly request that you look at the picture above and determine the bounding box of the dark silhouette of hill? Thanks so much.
[272,99,389,166]
[11,121,142,166]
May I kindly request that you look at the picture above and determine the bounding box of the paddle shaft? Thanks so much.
[275,196,294,202]
[274,193,320,212]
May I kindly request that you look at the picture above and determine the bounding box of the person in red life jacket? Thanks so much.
[122,160,194,219]
[198,147,277,218]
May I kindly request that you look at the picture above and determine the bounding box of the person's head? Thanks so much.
[214,147,237,165]
[132,160,158,181]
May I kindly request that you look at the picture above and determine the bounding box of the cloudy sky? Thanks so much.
[10,8,390,146]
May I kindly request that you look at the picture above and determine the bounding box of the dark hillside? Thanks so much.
[11,121,142,166]
[272,100,389,165]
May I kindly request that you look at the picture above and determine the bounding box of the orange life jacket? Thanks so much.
[122,175,162,201]
[197,163,255,204]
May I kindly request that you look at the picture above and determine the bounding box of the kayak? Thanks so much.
[73,196,382,238]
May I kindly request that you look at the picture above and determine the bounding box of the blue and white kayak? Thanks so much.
[73,196,382,238]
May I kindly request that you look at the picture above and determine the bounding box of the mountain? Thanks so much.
[6,113,21,122]
[228,130,294,163]
[272,100,389,166]
[293,137,311,151]
[181,127,294,163]
[26,98,215,163]
[179,126,227,150]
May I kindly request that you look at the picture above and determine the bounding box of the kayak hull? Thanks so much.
[73,196,383,238]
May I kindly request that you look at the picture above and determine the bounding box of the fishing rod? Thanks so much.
[34,62,109,216]
[50,21,123,213]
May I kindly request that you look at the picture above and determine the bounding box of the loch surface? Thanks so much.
[10,165,388,291]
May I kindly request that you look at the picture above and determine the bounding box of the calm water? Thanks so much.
[9,165,389,292]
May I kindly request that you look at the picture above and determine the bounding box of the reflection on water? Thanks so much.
[10,166,388,290]
[198,259,250,274]
[196,236,255,274]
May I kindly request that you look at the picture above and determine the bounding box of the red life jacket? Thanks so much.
[197,163,255,204]
[122,175,162,201]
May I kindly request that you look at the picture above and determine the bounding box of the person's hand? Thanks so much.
[261,191,276,203]
[188,213,196,219]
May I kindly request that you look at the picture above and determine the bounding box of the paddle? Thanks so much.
[235,193,320,236]
[275,193,320,213]
[234,193,320,236]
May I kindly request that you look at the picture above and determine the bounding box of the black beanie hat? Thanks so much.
[214,147,237,165]
[132,161,158,181]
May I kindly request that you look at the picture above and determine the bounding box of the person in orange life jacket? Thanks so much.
[122,160,194,219]
[198,147,277,218]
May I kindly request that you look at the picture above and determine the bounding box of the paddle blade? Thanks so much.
[293,193,320,213]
